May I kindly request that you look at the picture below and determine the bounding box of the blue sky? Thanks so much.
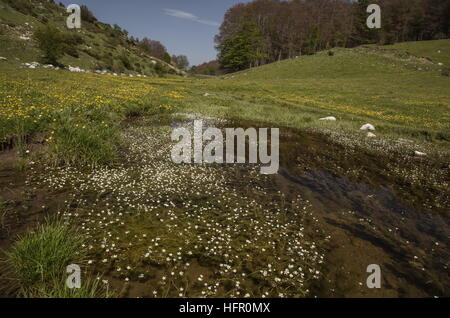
[60,0,251,66]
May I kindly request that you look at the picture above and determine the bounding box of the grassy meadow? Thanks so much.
[0,40,449,297]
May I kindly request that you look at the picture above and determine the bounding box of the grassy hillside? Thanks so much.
[180,41,450,147]
[372,39,450,67]
[0,0,181,76]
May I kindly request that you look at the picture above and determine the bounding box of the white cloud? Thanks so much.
[164,9,219,27]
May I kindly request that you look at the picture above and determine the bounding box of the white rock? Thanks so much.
[367,132,376,138]
[414,151,427,157]
[19,36,31,41]
[68,66,83,72]
[203,93,210,97]
[319,116,336,121]
[438,62,443,66]
[360,123,375,131]
[24,61,39,69]
[0,57,7,61]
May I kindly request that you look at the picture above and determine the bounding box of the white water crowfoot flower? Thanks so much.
[29,116,324,297]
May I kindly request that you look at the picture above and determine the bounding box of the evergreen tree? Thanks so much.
[350,0,381,45]
[217,19,266,72]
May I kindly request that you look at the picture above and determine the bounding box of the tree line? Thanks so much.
[215,0,450,72]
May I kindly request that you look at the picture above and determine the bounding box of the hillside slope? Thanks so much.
[179,41,450,145]
[226,40,449,81]
[0,0,182,76]
[373,40,450,67]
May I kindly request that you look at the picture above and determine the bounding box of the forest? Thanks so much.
[215,0,450,72]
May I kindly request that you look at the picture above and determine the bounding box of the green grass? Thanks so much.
[0,62,182,166]
[0,197,13,229]
[180,42,450,149]
[4,219,84,285]
[1,40,449,169]
[3,218,112,297]
[373,39,450,66]
[22,276,113,298]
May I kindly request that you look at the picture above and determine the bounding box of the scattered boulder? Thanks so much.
[68,66,84,73]
[19,36,31,41]
[23,61,40,69]
[0,57,7,61]
[319,116,336,121]
[367,132,376,138]
[203,93,210,97]
[360,123,375,131]
[414,151,427,157]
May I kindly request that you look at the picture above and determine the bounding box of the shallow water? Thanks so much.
[226,118,449,297]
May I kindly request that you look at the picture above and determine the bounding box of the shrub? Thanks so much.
[4,0,34,16]
[33,24,65,65]
[154,62,166,76]
[163,52,172,64]
[442,67,450,77]
[118,52,132,70]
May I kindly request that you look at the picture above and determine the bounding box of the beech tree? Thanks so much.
[139,38,168,60]
[215,0,450,72]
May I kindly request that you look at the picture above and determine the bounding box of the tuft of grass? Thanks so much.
[2,218,113,298]
[0,197,13,229]
[4,219,85,286]
[48,122,119,167]
[22,276,114,298]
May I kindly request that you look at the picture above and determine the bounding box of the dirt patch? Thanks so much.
[0,147,71,297]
